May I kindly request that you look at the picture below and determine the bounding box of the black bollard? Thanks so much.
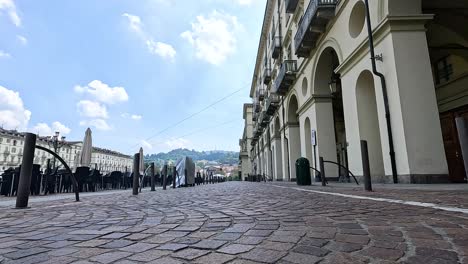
[319,157,326,187]
[132,153,140,195]
[150,162,155,191]
[172,167,177,189]
[361,140,372,191]
[162,165,167,190]
[16,133,37,209]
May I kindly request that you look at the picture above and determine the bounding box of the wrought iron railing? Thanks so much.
[274,60,297,93]
[285,0,299,13]
[294,0,338,54]
[271,35,282,59]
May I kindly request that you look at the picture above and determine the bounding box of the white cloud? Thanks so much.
[31,123,52,136]
[0,85,31,130]
[122,13,143,35]
[131,114,142,120]
[122,13,176,60]
[181,10,241,65]
[30,122,70,136]
[0,50,11,58]
[0,0,21,27]
[16,35,27,45]
[165,138,190,149]
[52,121,71,135]
[146,40,176,60]
[77,100,108,119]
[79,119,111,131]
[121,113,142,120]
[74,80,128,105]
[141,140,153,150]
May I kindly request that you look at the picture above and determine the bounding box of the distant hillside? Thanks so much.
[144,148,239,166]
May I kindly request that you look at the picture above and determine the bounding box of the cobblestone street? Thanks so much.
[1,182,468,264]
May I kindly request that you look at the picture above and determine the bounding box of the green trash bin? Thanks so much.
[296,157,312,186]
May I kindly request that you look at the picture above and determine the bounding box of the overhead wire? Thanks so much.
[128,82,250,152]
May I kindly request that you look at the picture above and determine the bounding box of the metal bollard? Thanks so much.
[150,162,155,191]
[16,133,37,209]
[361,140,372,191]
[132,153,140,195]
[319,157,326,187]
[172,167,177,189]
[162,165,167,190]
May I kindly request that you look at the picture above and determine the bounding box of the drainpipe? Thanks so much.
[282,97,291,180]
[364,0,398,184]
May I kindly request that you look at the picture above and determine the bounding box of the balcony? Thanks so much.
[259,111,269,127]
[272,60,298,95]
[263,66,272,85]
[286,0,299,13]
[256,87,265,101]
[266,93,281,115]
[271,35,281,59]
[253,102,260,113]
[294,0,338,57]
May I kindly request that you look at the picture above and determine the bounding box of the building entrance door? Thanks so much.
[440,105,468,183]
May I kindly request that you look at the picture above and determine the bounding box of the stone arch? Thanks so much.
[311,45,347,177]
[286,94,301,181]
[356,70,385,180]
[274,116,281,137]
[310,38,343,94]
[301,77,309,97]
[287,94,299,123]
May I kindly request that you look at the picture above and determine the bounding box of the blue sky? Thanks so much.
[0,0,264,154]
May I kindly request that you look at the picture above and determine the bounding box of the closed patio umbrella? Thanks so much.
[80,128,92,167]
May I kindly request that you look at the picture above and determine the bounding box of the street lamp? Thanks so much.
[328,50,341,95]
[47,131,67,169]
[329,72,341,95]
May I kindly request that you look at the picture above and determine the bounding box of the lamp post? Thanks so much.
[47,131,66,169]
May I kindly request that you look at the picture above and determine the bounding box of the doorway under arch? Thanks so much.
[313,47,347,178]
[273,117,284,180]
[287,95,301,181]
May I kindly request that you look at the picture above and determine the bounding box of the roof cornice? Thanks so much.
[249,0,275,98]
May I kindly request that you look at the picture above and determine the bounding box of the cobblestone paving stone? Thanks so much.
[0,182,468,263]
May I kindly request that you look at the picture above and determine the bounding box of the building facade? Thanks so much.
[241,0,468,183]
[0,128,133,175]
[239,104,253,180]
[91,147,133,174]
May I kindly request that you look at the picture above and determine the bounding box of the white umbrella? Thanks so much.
[80,128,92,167]
[139,147,144,174]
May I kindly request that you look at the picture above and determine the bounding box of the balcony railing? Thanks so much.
[253,102,260,113]
[263,66,272,85]
[272,60,298,95]
[294,0,338,57]
[271,35,281,59]
[266,93,281,115]
[260,110,269,127]
[256,87,265,101]
[286,0,299,13]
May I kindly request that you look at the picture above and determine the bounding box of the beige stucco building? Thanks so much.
[0,128,133,175]
[239,104,254,180]
[240,0,468,184]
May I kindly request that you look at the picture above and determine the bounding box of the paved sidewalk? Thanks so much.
[0,182,467,263]
[272,181,468,209]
